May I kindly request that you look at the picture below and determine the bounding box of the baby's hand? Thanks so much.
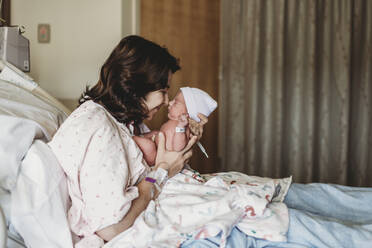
[178,114,189,127]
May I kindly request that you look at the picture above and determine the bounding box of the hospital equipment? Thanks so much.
[0,27,30,72]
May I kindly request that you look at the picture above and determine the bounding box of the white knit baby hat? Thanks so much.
[180,87,218,122]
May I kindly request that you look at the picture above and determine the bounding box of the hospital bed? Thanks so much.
[0,60,74,248]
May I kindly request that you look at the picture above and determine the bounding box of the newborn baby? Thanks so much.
[133,87,217,166]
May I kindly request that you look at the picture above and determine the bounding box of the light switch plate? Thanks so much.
[38,24,50,43]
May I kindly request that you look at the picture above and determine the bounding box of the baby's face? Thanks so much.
[168,91,188,120]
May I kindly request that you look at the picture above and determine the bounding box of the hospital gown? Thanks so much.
[49,100,150,247]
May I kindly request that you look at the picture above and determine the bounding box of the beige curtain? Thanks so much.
[220,0,372,186]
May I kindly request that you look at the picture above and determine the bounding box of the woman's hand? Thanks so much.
[155,132,197,178]
[188,113,208,140]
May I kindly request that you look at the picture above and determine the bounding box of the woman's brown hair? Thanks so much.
[79,35,180,126]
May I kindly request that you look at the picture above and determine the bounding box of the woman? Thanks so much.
[49,35,205,247]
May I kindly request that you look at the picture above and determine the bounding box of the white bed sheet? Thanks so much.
[0,78,68,204]
[11,140,73,248]
[0,77,72,247]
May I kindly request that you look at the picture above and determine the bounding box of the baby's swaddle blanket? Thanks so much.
[105,170,291,248]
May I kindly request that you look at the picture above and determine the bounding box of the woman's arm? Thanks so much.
[96,177,157,241]
[96,132,197,241]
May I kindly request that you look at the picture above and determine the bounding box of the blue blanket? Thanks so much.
[182,183,372,248]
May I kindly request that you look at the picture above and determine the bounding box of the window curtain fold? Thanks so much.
[220,0,372,186]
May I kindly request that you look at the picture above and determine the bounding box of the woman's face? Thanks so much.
[143,73,172,120]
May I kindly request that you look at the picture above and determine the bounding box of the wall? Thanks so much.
[11,0,139,109]
[141,0,220,173]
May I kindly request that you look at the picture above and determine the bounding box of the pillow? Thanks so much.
[0,79,70,245]
[0,116,46,192]
[0,79,68,189]
[0,79,67,192]
[0,79,67,140]
[11,140,73,248]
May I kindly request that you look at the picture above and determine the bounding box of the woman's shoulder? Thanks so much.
[68,101,115,125]
[72,100,106,118]
[52,101,122,138]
